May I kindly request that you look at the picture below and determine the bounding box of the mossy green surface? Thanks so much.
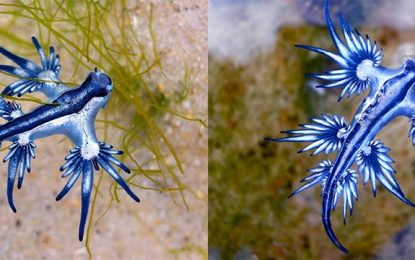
[209,25,415,259]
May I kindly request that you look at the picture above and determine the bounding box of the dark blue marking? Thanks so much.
[0,72,109,142]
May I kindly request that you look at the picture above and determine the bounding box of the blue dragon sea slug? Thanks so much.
[0,37,140,241]
[266,0,415,253]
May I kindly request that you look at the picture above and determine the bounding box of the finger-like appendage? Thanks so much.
[57,143,139,240]
[0,47,41,72]
[0,37,66,99]
[78,161,93,241]
[0,98,23,121]
[56,165,82,201]
[266,114,348,155]
[100,153,130,173]
[31,37,48,69]
[61,158,82,178]
[296,0,383,100]
[96,156,140,202]
[0,65,34,78]
[48,47,55,70]
[4,141,36,193]
[17,146,27,189]
[7,149,21,213]
[289,160,332,197]
[323,190,349,253]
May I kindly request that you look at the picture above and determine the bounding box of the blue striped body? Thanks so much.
[0,72,109,142]
[267,0,415,253]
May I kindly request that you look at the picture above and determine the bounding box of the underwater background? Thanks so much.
[0,0,207,259]
[209,0,415,259]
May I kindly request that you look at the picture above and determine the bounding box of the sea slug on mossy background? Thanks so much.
[267,0,415,253]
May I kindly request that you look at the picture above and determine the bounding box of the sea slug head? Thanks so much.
[399,58,415,103]
[404,58,415,71]
[397,58,415,87]
[82,68,113,109]
[88,68,113,96]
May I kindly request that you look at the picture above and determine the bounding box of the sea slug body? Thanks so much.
[267,0,415,253]
[0,37,140,241]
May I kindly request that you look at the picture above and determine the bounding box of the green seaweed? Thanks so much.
[0,0,206,257]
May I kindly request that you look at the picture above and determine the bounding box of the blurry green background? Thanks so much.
[209,0,415,259]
